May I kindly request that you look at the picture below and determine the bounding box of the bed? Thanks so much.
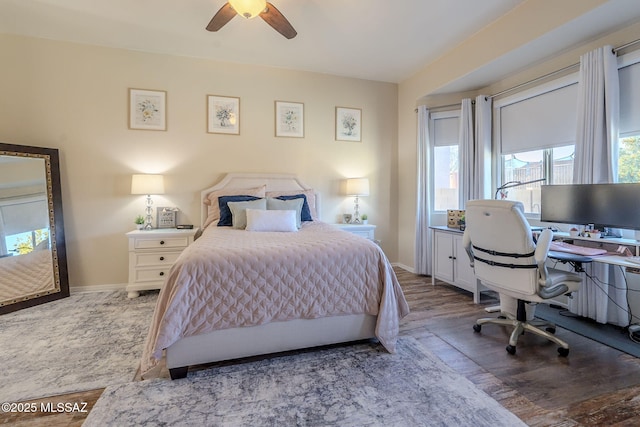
[140,173,409,379]
[0,249,55,306]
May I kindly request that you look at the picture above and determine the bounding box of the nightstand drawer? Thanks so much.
[132,236,189,250]
[349,230,373,239]
[133,251,182,267]
[332,223,376,241]
[134,267,172,283]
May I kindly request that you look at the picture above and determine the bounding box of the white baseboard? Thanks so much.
[70,283,127,294]
[391,263,414,273]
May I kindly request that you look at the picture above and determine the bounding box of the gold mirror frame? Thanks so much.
[0,142,69,314]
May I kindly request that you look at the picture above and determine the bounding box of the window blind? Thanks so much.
[499,82,578,154]
[432,112,460,147]
[0,198,48,236]
[619,61,640,136]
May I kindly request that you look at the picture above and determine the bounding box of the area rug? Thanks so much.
[535,304,640,357]
[0,290,157,402]
[84,337,524,427]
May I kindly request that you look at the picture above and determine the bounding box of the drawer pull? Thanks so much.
[160,240,165,245]
[159,271,165,276]
[159,256,165,261]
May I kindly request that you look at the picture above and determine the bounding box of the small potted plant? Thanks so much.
[458,214,466,231]
[361,214,368,224]
[134,215,145,230]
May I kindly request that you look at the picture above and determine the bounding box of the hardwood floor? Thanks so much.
[4,267,640,426]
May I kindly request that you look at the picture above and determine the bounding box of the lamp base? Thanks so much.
[144,194,154,230]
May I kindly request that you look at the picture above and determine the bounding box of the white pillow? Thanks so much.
[227,199,267,229]
[266,197,304,228]
[245,209,298,232]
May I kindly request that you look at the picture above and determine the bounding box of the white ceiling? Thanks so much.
[1,0,640,92]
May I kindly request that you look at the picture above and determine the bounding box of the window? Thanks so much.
[5,229,50,255]
[430,111,461,211]
[495,74,578,215]
[434,145,459,210]
[618,135,640,183]
[618,52,640,183]
[501,145,574,213]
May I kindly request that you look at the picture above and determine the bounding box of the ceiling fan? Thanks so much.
[206,0,297,39]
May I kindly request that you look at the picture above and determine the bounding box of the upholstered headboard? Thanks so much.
[200,172,320,228]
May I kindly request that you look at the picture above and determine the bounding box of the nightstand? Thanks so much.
[333,223,376,240]
[126,228,198,298]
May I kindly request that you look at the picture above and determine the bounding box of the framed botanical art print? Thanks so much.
[275,101,304,138]
[207,95,240,135]
[129,88,167,131]
[335,107,362,142]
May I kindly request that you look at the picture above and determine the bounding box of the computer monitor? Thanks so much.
[540,183,640,231]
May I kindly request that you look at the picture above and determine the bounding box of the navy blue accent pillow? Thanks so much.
[218,195,262,226]
[276,194,313,222]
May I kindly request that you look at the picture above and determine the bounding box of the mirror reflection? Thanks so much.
[0,144,69,314]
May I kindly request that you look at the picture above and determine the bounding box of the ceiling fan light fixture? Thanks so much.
[228,0,267,19]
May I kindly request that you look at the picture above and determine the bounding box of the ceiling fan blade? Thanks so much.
[260,2,297,39]
[206,3,237,32]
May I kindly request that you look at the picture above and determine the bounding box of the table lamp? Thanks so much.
[345,178,369,224]
[131,174,165,230]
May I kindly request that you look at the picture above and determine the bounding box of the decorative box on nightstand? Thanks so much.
[126,228,198,298]
[333,223,376,241]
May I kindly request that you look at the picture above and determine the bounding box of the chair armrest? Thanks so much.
[535,229,553,288]
[538,283,569,299]
[462,229,474,268]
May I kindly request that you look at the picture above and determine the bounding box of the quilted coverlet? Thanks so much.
[0,249,55,304]
[140,222,409,376]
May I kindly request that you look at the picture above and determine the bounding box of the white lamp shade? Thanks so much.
[229,0,266,19]
[346,178,370,196]
[131,174,165,195]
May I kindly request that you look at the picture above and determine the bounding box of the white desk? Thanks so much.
[430,226,487,303]
[550,232,640,326]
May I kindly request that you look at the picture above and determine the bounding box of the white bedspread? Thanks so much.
[140,222,409,376]
[0,249,55,304]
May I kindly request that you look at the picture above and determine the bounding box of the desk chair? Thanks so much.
[463,199,582,356]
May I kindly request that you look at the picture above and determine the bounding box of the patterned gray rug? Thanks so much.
[85,336,524,427]
[0,290,157,402]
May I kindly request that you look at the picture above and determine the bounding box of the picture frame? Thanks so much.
[129,88,167,131]
[207,95,240,135]
[156,207,177,228]
[335,107,362,142]
[275,101,304,138]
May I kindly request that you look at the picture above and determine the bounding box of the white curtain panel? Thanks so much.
[573,45,620,184]
[414,105,432,275]
[570,45,626,325]
[474,95,493,200]
[459,99,475,205]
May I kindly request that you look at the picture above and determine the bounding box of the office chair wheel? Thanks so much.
[473,324,482,333]
[545,326,556,334]
[557,347,569,357]
[506,345,516,355]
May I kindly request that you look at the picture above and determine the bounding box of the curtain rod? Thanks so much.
[489,37,640,99]
[416,37,640,111]
[488,63,578,99]
[613,37,640,53]
[414,100,475,113]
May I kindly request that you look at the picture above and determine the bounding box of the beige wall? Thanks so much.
[396,0,640,271]
[0,34,398,288]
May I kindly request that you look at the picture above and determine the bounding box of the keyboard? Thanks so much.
[549,241,608,256]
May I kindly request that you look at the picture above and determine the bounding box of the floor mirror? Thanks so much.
[0,142,69,314]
